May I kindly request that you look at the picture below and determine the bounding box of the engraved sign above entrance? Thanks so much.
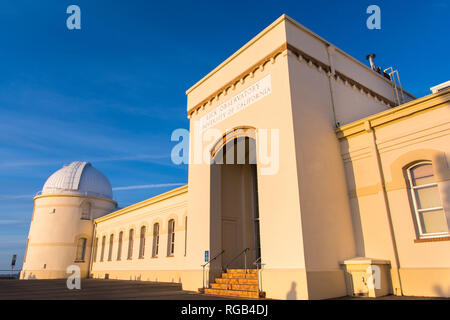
[199,75,272,132]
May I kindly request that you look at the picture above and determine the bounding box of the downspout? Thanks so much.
[87,221,97,279]
[365,120,403,296]
[326,44,339,127]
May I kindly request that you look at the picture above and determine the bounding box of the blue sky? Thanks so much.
[0,0,448,270]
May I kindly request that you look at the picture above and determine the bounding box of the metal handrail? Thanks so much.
[225,248,250,290]
[0,269,21,279]
[225,247,250,271]
[201,250,225,290]
[253,257,265,293]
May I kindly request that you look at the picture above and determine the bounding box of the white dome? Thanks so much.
[41,161,113,199]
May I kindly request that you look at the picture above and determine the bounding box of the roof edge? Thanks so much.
[185,14,288,95]
[94,184,188,223]
[336,89,450,138]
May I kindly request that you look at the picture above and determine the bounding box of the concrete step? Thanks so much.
[221,272,257,279]
[227,269,258,274]
[204,288,265,299]
[210,283,258,291]
[215,278,258,285]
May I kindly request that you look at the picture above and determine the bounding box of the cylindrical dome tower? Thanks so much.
[21,162,117,279]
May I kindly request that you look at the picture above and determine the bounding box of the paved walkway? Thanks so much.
[0,279,234,300]
[0,279,446,300]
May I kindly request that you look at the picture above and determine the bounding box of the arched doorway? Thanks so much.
[210,129,261,272]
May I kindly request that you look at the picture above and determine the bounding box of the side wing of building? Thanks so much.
[337,89,450,297]
[90,185,188,282]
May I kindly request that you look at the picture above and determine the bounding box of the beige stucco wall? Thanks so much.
[338,90,450,297]
[20,14,448,300]
[183,15,403,300]
[90,186,189,284]
[21,194,116,279]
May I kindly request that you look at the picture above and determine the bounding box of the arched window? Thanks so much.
[407,162,448,237]
[117,231,123,261]
[152,223,159,257]
[108,234,114,261]
[139,226,146,258]
[127,229,134,260]
[100,236,106,262]
[93,237,98,262]
[81,202,91,220]
[76,237,87,262]
[167,219,175,256]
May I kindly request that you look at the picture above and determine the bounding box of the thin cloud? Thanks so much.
[0,154,170,168]
[0,220,27,225]
[0,182,186,200]
[113,183,186,191]
[0,194,33,200]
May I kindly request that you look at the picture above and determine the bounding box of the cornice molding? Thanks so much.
[187,43,287,117]
[286,44,396,108]
[34,193,117,206]
[336,90,450,139]
[187,42,398,118]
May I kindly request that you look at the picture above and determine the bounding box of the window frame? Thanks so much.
[167,219,175,256]
[108,234,114,261]
[117,231,123,261]
[127,229,134,260]
[93,237,98,262]
[100,236,106,262]
[75,237,87,262]
[80,202,91,220]
[139,226,146,259]
[152,223,159,258]
[407,161,448,238]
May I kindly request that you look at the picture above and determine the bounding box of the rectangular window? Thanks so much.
[108,234,114,261]
[408,162,449,238]
[75,238,87,262]
[81,202,91,220]
[93,237,98,262]
[152,223,159,257]
[117,232,123,261]
[139,226,146,259]
[127,229,134,260]
[100,236,106,262]
[167,219,175,256]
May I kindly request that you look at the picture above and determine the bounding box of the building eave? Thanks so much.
[336,89,450,139]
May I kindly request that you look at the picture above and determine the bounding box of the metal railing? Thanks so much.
[225,248,249,290]
[201,250,225,290]
[384,67,405,106]
[253,257,265,293]
[0,269,21,279]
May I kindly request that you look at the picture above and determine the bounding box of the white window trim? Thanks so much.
[407,162,449,239]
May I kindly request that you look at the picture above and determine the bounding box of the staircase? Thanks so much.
[202,269,265,298]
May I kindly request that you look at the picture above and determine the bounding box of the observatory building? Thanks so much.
[21,162,117,279]
[21,15,450,299]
